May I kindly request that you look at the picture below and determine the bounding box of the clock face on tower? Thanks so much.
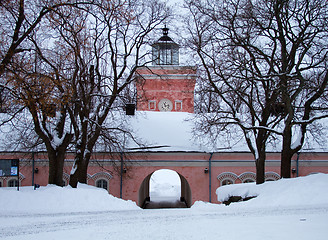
[158,98,173,112]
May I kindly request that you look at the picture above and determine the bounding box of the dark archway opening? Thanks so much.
[138,169,192,209]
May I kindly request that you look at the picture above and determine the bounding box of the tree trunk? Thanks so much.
[69,149,91,187]
[69,153,81,188]
[256,150,266,184]
[48,149,66,186]
[69,161,89,187]
[254,127,268,184]
[69,172,78,188]
[78,161,88,184]
[281,149,293,178]
[281,125,293,178]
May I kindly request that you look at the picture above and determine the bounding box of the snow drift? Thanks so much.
[1,173,328,215]
[215,173,328,208]
[0,183,139,214]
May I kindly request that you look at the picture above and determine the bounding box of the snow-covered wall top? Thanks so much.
[126,111,328,153]
[0,111,327,153]
[126,111,209,152]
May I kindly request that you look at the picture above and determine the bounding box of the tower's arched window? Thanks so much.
[152,27,179,65]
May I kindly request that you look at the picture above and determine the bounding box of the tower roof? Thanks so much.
[152,27,179,46]
[158,27,174,42]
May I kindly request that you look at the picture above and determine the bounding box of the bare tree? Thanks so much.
[184,0,328,183]
[68,0,170,187]
[270,0,328,178]
[2,0,170,187]
[5,49,74,185]
[0,0,92,77]
[1,1,92,186]
[0,0,78,120]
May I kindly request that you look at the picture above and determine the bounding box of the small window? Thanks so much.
[265,179,275,182]
[96,179,108,190]
[221,179,233,186]
[175,100,183,111]
[239,172,256,183]
[243,179,255,183]
[8,179,18,187]
[148,100,156,110]
[265,172,280,181]
[0,181,2,187]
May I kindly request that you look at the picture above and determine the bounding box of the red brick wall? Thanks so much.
[1,151,328,205]
[136,66,197,113]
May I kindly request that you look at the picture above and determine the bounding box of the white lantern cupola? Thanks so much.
[152,27,179,65]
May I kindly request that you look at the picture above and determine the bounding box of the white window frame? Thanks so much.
[148,100,156,110]
[96,179,109,191]
[175,100,183,111]
[221,178,234,186]
[242,178,255,183]
[7,178,19,187]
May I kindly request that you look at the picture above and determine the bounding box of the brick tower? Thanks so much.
[136,27,196,113]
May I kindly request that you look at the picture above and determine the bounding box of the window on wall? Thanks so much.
[217,172,238,186]
[0,181,2,187]
[175,100,182,111]
[148,100,156,110]
[96,179,108,190]
[8,179,18,187]
[221,179,234,186]
[265,172,280,181]
[239,172,256,183]
[243,179,255,183]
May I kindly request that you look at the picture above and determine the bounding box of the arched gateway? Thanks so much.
[138,170,192,208]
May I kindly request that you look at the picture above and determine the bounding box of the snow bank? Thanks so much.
[0,183,139,214]
[215,173,328,208]
[2,173,328,215]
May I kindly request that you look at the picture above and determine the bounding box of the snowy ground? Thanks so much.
[1,174,328,240]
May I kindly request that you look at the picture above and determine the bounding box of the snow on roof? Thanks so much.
[126,111,201,152]
[0,111,327,153]
[126,111,250,152]
[127,111,328,153]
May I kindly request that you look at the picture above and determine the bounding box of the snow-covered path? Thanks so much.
[1,205,328,240]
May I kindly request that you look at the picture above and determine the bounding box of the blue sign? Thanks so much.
[0,159,19,176]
